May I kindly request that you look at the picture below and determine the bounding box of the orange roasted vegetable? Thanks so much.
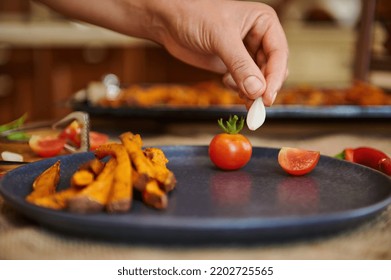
[143,147,176,192]
[67,158,117,213]
[71,170,95,188]
[31,188,80,210]
[25,131,177,212]
[120,132,155,188]
[120,132,176,192]
[95,143,132,213]
[120,132,176,210]
[26,160,80,210]
[26,160,61,203]
[142,180,168,210]
[78,158,105,176]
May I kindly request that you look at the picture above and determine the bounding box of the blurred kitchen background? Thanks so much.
[0,0,390,123]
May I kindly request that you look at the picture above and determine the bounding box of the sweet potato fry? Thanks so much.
[120,132,176,191]
[78,158,104,176]
[71,170,95,188]
[143,147,177,192]
[26,131,177,213]
[26,160,61,203]
[95,143,132,213]
[120,132,155,182]
[131,167,148,192]
[142,180,168,209]
[31,188,80,210]
[67,158,117,213]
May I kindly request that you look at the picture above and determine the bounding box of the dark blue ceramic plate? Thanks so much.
[1,146,391,244]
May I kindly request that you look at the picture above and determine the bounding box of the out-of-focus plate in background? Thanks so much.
[71,102,391,120]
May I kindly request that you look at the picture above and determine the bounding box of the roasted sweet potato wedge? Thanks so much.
[120,132,155,183]
[120,132,176,192]
[31,188,80,210]
[26,160,61,203]
[142,180,168,210]
[67,158,117,213]
[95,143,132,213]
[78,158,105,176]
[25,131,177,213]
[143,147,177,192]
[71,170,95,188]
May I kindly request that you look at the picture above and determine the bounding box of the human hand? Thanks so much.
[35,0,288,107]
[151,0,289,107]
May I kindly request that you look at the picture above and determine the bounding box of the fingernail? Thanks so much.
[244,76,263,96]
[271,91,278,104]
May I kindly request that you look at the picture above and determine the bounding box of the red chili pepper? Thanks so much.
[379,158,391,175]
[336,146,391,176]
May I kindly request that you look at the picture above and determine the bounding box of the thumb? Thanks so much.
[217,36,266,100]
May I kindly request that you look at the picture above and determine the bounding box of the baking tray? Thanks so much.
[1,146,391,244]
[71,102,391,120]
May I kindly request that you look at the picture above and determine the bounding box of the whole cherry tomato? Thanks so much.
[209,115,252,170]
[278,147,320,176]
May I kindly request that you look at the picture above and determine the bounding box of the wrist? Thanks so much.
[117,0,185,45]
[138,0,184,45]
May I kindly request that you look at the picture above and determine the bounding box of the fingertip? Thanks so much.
[263,68,286,106]
[262,91,277,107]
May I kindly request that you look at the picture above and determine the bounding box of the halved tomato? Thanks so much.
[29,135,66,158]
[58,120,81,146]
[278,147,320,176]
[59,121,109,151]
[89,131,109,151]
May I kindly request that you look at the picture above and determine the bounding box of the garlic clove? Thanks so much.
[1,151,24,162]
[246,97,266,131]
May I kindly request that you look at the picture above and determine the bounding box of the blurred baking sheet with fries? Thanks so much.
[70,80,391,120]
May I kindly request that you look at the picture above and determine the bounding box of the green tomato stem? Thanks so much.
[217,115,244,134]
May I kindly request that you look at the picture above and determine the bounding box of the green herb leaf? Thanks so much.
[0,113,28,133]
[6,131,30,141]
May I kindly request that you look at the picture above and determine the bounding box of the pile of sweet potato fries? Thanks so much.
[25,132,176,213]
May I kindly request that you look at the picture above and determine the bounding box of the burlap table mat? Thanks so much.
[1,130,391,260]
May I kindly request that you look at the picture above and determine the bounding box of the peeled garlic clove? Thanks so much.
[1,151,24,162]
[246,97,266,131]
